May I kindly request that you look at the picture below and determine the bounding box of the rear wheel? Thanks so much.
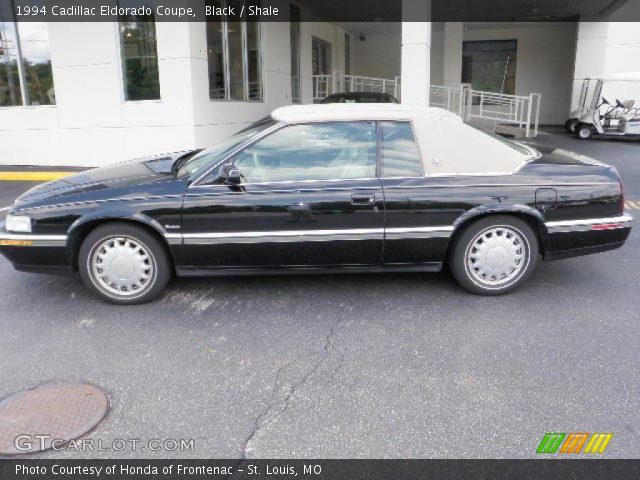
[564,118,579,133]
[576,124,594,139]
[78,223,171,304]
[449,216,539,295]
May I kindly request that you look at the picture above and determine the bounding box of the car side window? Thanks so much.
[380,121,423,177]
[232,122,376,183]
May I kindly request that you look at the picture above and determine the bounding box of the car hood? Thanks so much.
[13,151,194,209]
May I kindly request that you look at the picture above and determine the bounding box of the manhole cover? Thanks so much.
[0,382,109,455]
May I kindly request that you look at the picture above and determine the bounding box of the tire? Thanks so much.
[78,223,171,304]
[449,215,539,296]
[576,124,593,140]
[564,118,578,133]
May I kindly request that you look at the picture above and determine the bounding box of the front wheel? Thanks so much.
[78,223,171,304]
[576,124,594,140]
[564,118,578,133]
[449,216,539,295]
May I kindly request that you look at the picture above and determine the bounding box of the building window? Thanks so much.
[0,5,55,106]
[206,0,263,102]
[462,40,517,95]
[289,4,300,103]
[312,37,331,75]
[246,22,261,100]
[344,33,350,75]
[118,2,160,101]
[206,4,225,100]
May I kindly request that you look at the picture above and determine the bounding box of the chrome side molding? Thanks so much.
[165,226,455,245]
[162,214,633,245]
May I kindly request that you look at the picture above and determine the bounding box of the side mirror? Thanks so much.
[225,168,241,185]
[217,163,241,185]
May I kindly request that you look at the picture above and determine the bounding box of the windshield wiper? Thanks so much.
[171,149,203,177]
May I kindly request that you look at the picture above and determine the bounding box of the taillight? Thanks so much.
[618,176,625,214]
[592,223,624,230]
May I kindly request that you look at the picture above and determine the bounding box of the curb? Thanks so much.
[0,171,78,181]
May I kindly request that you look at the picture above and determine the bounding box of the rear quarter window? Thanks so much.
[380,122,423,177]
[412,115,536,176]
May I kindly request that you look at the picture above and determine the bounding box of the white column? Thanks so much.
[604,0,640,73]
[401,0,431,106]
[571,2,640,111]
[443,22,463,88]
[571,18,609,110]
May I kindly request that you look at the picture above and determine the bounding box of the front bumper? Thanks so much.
[0,222,73,275]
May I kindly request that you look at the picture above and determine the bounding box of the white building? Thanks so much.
[1,0,639,167]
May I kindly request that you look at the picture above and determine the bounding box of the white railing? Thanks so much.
[312,70,400,102]
[312,74,335,102]
[343,74,399,97]
[461,87,541,138]
[430,84,540,137]
[311,71,541,137]
[429,84,466,116]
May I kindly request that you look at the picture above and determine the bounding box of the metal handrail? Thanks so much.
[451,85,541,137]
[311,70,541,137]
[312,71,398,101]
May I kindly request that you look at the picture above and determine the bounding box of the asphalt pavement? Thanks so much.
[0,129,638,459]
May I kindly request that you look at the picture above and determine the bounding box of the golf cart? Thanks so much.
[575,72,640,140]
[565,78,596,133]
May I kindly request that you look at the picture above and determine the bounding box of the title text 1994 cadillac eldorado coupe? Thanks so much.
[0,104,632,304]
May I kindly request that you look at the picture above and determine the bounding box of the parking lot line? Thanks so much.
[625,200,640,211]
[0,171,74,181]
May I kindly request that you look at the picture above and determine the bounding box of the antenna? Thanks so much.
[493,55,511,135]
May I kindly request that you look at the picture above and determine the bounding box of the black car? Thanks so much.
[321,92,399,104]
[0,104,632,304]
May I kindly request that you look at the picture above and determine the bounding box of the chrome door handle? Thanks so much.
[351,193,376,205]
[287,204,311,212]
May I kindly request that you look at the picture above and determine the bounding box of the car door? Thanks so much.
[180,121,384,270]
[378,121,455,267]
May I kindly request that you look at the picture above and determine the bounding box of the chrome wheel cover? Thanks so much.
[465,226,529,288]
[89,236,156,298]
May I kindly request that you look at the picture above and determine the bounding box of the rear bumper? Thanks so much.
[544,213,632,260]
[0,222,72,275]
[545,213,633,234]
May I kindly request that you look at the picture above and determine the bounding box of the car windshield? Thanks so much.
[464,122,534,156]
[177,117,278,178]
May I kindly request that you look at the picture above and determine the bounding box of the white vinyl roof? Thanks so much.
[271,104,536,176]
[272,104,459,124]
